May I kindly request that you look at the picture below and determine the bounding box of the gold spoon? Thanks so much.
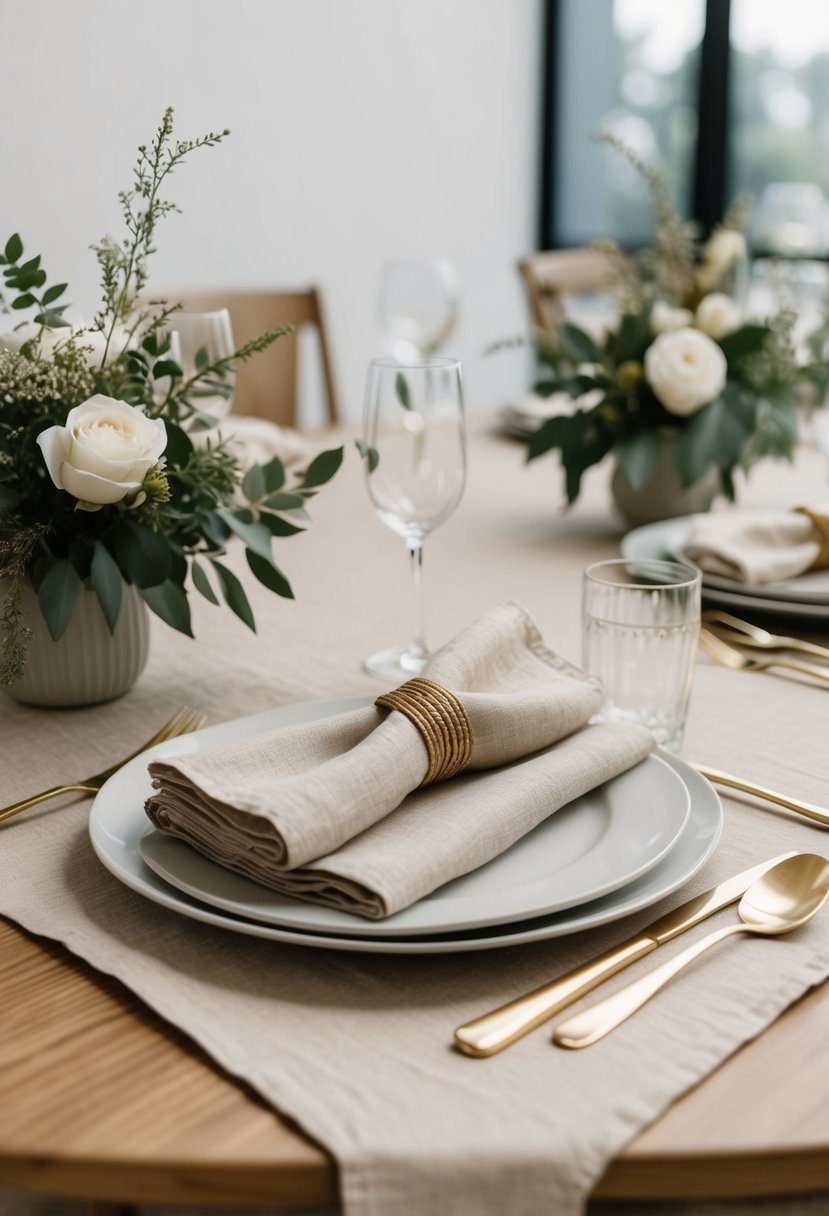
[699,628,829,685]
[702,611,829,662]
[553,853,829,1049]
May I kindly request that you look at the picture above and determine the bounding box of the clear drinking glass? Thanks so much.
[170,309,236,420]
[582,558,701,752]
[377,259,460,363]
[362,356,466,681]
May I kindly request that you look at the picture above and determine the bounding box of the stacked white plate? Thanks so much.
[90,697,723,955]
[621,514,829,624]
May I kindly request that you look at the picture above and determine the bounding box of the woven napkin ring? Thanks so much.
[375,677,473,785]
[796,506,829,570]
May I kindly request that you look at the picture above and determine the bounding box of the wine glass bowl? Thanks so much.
[377,259,460,362]
[170,308,236,421]
[362,356,466,681]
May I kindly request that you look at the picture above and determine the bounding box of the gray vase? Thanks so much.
[611,434,721,527]
[6,580,150,707]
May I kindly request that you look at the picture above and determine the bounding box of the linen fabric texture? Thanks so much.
[145,603,654,918]
[685,505,829,584]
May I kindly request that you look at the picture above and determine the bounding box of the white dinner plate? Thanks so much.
[621,516,829,621]
[92,699,689,938]
[89,699,721,954]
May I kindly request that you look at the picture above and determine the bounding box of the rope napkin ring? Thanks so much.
[375,678,473,785]
[796,506,829,570]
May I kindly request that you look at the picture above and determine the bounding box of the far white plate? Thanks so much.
[89,725,721,955]
[91,699,689,939]
[621,517,829,621]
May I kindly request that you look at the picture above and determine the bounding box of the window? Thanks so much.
[542,0,829,256]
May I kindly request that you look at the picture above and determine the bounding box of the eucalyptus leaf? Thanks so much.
[139,580,193,637]
[355,438,379,472]
[191,559,219,605]
[263,491,306,511]
[246,549,294,599]
[90,541,123,633]
[557,323,599,364]
[4,233,22,263]
[112,520,171,588]
[210,558,256,631]
[259,511,304,537]
[218,510,273,561]
[37,559,83,641]
[242,463,266,503]
[614,431,662,491]
[395,372,411,410]
[301,446,344,488]
[261,456,286,493]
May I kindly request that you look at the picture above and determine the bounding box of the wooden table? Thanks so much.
[3,420,829,1212]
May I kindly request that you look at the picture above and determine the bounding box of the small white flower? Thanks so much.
[644,327,727,417]
[37,394,167,505]
[650,301,694,335]
[702,229,747,275]
[695,293,741,340]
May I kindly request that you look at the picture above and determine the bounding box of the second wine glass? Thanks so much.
[362,356,466,681]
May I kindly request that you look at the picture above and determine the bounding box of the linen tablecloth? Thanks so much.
[2,418,829,1216]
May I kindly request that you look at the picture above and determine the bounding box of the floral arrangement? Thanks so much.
[525,135,827,504]
[0,109,342,685]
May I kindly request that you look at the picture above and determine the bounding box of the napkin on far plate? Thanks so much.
[684,506,829,585]
[145,603,654,919]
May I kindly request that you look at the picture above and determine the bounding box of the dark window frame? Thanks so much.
[540,0,733,249]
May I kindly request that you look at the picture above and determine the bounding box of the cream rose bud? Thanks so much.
[703,228,747,274]
[696,292,741,340]
[644,328,728,417]
[650,300,694,335]
[37,394,167,505]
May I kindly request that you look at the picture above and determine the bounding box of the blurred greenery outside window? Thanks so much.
[546,0,829,260]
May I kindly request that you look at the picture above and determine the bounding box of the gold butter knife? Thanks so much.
[453,851,796,1058]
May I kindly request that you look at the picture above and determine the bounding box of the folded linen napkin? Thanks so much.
[145,603,654,918]
[684,506,829,585]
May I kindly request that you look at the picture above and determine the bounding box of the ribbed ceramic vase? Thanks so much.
[6,580,150,707]
[611,433,720,527]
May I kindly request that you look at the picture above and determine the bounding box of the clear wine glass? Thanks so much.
[377,259,460,362]
[171,308,236,421]
[362,356,466,681]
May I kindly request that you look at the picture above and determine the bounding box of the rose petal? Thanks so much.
[60,464,141,505]
[36,425,71,489]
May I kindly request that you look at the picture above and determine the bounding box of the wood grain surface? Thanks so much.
[1,918,827,1208]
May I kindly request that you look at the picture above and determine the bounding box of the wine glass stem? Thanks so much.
[407,538,428,663]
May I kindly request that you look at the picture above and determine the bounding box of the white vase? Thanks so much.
[6,580,150,707]
[611,433,721,528]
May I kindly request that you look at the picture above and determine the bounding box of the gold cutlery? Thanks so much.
[0,707,206,825]
[453,852,795,1057]
[699,627,829,685]
[693,764,829,828]
[703,610,829,662]
[553,853,829,1049]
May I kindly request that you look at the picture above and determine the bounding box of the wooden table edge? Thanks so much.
[2,919,828,1207]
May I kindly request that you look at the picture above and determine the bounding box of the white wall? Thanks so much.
[0,0,541,421]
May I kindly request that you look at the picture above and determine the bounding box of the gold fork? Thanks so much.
[699,627,829,685]
[0,706,206,825]
[703,610,829,661]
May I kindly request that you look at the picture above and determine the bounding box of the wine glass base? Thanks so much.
[363,645,428,683]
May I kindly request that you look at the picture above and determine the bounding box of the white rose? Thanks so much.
[650,301,695,335]
[695,292,741,340]
[702,229,747,275]
[644,328,727,417]
[37,394,167,505]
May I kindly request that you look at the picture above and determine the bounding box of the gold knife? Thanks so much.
[453,851,797,1057]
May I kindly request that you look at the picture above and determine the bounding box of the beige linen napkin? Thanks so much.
[684,506,829,584]
[145,602,654,918]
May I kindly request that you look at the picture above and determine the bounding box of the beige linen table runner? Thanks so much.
[2,424,829,1216]
[145,602,653,917]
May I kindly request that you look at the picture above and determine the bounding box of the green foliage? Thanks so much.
[519,140,823,507]
[0,109,344,683]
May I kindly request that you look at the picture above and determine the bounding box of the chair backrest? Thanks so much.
[159,288,339,428]
[518,249,615,333]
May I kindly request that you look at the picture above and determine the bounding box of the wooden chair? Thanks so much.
[518,248,616,333]
[159,288,340,428]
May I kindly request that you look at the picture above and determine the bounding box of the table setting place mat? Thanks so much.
[3,596,829,1216]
